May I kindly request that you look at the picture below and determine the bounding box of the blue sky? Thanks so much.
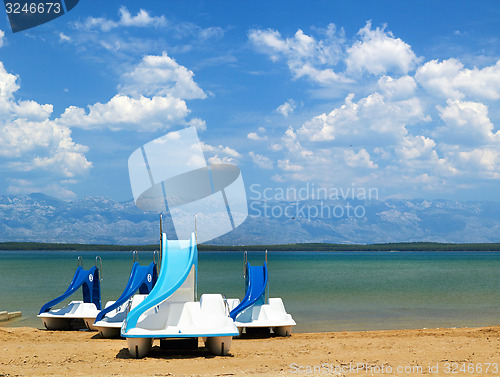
[2,1,500,202]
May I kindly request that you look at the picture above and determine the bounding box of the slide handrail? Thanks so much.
[95,256,103,282]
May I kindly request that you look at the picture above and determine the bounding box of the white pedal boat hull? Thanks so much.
[228,297,296,336]
[37,301,100,330]
[122,294,238,357]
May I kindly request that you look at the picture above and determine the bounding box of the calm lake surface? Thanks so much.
[0,250,499,332]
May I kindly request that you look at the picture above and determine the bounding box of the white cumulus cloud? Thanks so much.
[119,52,206,99]
[298,92,427,144]
[74,6,166,32]
[0,62,91,178]
[249,151,273,170]
[58,94,189,131]
[396,135,437,160]
[416,58,500,100]
[377,75,417,99]
[59,52,207,132]
[455,148,500,178]
[249,24,350,85]
[277,159,303,172]
[276,99,296,117]
[201,142,242,165]
[247,127,268,141]
[58,32,70,42]
[346,21,421,75]
[344,148,377,168]
[436,99,498,145]
[119,6,167,28]
[249,20,421,86]
[248,19,500,196]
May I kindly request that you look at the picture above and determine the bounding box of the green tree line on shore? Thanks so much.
[2,241,500,252]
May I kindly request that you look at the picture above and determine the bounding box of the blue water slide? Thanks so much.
[39,266,101,314]
[123,233,197,332]
[95,262,158,323]
[229,262,268,320]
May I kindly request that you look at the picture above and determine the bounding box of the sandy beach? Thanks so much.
[1,326,498,376]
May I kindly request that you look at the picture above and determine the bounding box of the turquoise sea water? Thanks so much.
[0,250,499,332]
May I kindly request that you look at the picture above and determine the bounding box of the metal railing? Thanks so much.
[95,256,103,282]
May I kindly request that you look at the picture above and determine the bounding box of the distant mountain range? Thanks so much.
[2,193,500,245]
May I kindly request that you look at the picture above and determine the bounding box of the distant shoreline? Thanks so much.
[2,241,500,252]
